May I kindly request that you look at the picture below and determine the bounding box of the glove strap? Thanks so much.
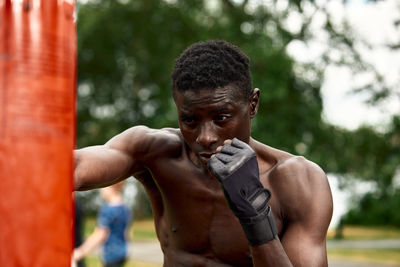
[239,206,278,246]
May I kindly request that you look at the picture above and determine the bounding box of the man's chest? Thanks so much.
[158,188,254,265]
[146,161,253,264]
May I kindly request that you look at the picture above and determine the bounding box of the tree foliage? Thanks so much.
[342,188,400,227]
[75,0,400,222]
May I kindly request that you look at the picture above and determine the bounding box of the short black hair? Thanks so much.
[171,40,253,100]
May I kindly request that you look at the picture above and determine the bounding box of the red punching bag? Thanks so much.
[0,0,76,265]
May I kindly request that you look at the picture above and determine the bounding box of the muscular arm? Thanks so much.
[252,157,333,266]
[74,145,134,190]
[74,126,180,190]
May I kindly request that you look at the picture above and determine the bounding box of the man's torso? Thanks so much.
[131,129,298,266]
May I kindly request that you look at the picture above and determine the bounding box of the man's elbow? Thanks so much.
[73,151,83,191]
[74,174,82,191]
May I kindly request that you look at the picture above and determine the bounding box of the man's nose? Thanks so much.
[196,122,218,148]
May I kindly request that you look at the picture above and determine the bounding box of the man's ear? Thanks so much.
[249,88,260,118]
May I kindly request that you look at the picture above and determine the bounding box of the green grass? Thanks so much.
[326,226,400,264]
[131,220,158,241]
[83,256,161,267]
[327,225,400,240]
[328,249,400,265]
[83,217,158,241]
[82,216,97,238]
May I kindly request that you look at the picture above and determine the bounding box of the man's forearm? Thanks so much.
[74,146,134,191]
[251,237,293,267]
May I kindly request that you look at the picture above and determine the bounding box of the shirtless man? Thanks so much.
[74,40,333,266]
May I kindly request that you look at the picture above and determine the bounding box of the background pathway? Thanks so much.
[129,240,400,266]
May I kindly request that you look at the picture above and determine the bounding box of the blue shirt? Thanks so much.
[98,203,132,263]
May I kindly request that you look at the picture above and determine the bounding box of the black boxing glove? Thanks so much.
[208,138,277,246]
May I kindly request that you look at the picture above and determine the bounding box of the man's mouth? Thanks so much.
[198,152,215,163]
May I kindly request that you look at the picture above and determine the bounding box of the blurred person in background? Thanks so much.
[73,181,132,267]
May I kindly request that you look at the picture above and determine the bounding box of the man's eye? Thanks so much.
[181,116,196,125]
[214,115,229,122]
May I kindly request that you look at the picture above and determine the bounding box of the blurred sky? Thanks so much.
[321,0,399,131]
[325,0,399,228]
[286,0,399,132]
[287,0,400,227]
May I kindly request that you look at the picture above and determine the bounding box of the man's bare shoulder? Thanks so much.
[253,139,332,220]
[274,157,332,224]
[106,126,184,161]
[271,155,327,186]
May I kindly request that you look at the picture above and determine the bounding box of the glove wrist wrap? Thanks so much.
[239,205,278,246]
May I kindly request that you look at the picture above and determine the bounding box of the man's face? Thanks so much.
[174,85,256,166]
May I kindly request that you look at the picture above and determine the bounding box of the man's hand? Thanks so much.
[208,138,277,246]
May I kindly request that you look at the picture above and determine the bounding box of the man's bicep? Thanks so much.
[280,220,329,266]
[279,162,333,266]
[74,127,152,190]
[74,145,138,190]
